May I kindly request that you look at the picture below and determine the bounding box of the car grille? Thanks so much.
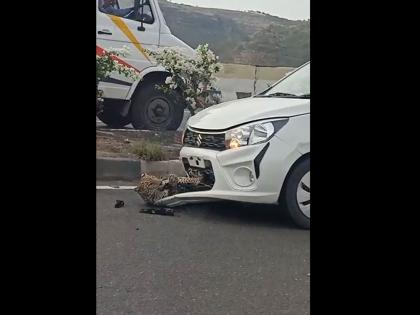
[183,129,225,151]
[182,158,215,189]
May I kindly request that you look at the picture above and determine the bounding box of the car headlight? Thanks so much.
[225,119,288,149]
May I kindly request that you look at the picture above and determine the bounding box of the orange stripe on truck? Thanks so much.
[108,15,152,62]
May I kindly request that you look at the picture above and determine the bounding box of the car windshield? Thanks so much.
[258,62,310,99]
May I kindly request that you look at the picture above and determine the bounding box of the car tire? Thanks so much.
[282,157,310,229]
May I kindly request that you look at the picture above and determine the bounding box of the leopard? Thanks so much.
[135,173,204,205]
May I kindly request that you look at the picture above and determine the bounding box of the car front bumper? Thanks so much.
[155,136,299,207]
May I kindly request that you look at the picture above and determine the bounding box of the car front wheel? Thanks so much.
[282,157,310,229]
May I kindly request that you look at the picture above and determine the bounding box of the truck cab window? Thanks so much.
[99,0,154,24]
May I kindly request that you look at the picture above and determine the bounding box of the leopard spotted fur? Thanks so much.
[135,173,203,205]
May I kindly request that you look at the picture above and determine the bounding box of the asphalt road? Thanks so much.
[97,189,310,315]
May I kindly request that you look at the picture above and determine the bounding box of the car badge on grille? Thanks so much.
[196,134,202,147]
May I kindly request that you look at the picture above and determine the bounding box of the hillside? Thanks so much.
[158,0,310,67]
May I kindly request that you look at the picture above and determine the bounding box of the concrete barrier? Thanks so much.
[215,63,295,102]
[97,157,141,180]
[97,157,186,180]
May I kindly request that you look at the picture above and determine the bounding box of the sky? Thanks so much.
[169,0,310,21]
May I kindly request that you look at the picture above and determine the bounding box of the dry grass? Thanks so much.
[130,140,168,161]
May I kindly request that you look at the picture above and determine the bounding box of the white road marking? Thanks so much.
[96,186,137,190]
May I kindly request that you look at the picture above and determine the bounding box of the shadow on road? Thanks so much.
[176,201,299,230]
[97,190,303,230]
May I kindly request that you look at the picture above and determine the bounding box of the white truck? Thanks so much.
[97,0,195,130]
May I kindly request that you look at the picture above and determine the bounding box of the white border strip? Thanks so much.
[96,186,137,190]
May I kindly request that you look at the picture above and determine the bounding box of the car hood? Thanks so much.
[188,97,310,130]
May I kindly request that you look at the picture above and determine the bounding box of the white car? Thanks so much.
[157,62,310,229]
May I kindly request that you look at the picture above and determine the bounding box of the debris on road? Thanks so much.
[115,200,125,208]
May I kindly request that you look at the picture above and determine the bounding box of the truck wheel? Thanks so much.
[97,99,131,128]
[131,82,184,131]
